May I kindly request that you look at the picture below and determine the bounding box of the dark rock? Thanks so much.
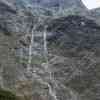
[47,15,100,100]
[0,2,16,14]
[47,15,100,52]
[0,0,100,100]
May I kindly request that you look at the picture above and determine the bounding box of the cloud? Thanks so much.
[81,0,100,9]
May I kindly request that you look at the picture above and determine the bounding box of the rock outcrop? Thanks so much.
[0,0,100,100]
[47,15,100,100]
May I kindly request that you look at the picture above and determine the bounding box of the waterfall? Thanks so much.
[25,14,58,99]
[43,25,58,100]
[27,26,36,73]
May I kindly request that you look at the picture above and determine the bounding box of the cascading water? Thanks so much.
[27,25,36,74]
[16,2,80,99]
[25,13,58,99]
[43,25,58,100]
[17,2,69,99]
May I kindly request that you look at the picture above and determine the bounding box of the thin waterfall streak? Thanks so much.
[26,16,58,100]
[43,26,48,63]
[43,26,58,100]
[35,77,58,100]
[43,26,52,79]
[27,26,36,72]
[48,84,58,100]
[27,17,42,73]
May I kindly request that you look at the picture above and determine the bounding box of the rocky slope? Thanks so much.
[47,15,100,100]
[0,0,100,100]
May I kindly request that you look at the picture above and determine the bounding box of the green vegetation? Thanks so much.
[0,89,18,100]
[16,55,47,65]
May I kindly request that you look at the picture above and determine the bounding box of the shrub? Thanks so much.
[0,89,18,100]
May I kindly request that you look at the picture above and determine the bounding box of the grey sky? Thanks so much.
[81,0,100,9]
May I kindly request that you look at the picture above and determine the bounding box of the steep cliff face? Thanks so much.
[47,15,100,51]
[0,0,100,100]
[0,0,99,34]
[47,15,100,100]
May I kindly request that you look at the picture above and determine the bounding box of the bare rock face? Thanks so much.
[47,15,100,53]
[0,0,100,100]
[0,0,37,90]
[0,0,37,36]
[47,15,100,100]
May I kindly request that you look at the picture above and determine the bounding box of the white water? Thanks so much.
[25,15,58,100]
[20,2,70,98]
[43,26,58,100]
[16,2,83,99]
[27,25,36,73]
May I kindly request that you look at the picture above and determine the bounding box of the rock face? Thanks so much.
[47,15,100,100]
[0,0,100,100]
[47,15,100,53]
[0,0,37,35]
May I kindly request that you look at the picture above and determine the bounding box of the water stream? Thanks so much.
[26,16,58,100]
[43,25,58,100]
[27,25,36,73]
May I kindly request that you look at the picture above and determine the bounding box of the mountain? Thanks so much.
[0,0,100,100]
[47,15,100,51]
[46,15,100,100]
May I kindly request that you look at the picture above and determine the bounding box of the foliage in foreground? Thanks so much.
[0,89,18,100]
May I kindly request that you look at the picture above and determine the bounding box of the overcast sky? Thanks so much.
[81,0,100,9]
